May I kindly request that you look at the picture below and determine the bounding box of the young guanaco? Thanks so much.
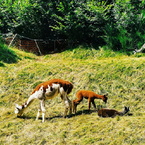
[98,106,130,118]
[72,90,108,114]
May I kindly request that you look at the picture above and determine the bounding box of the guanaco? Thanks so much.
[15,79,73,122]
[98,106,130,118]
[72,90,108,114]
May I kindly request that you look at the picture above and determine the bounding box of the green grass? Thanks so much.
[0,46,145,145]
[0,42,19,65]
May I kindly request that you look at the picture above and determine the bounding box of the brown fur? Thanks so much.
[98,107,130,118]
[32,79,73,97]
[72,90,108,114]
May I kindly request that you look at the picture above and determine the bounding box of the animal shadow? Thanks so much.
[75,109,97,116]
[17,114,73,121]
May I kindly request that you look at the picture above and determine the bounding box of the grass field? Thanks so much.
[0,45,145,145]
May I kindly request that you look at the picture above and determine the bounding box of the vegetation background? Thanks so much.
[0,0,145,145]
[0,0,145,51]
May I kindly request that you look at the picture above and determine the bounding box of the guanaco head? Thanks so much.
[123,106,130,115]
[15,104,24,117]
[103,94,108,103]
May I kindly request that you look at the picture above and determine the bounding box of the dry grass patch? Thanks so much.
[0,47,145,145]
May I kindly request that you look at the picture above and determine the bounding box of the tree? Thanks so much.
[53,0,112,45]
[103,0,145,51]
[0,0,145,51]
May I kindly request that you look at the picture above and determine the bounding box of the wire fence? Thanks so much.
[2,33,145,55]
[3,33,69,55]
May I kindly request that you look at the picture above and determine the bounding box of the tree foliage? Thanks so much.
[0,0,145,50]
[104,0,145,50]
[53,1,112,45]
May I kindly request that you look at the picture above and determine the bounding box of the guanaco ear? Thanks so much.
[125,106,130,111]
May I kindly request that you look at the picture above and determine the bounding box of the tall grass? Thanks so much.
[0,46,145,145]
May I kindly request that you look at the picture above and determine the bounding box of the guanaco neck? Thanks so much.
[21,93,36,110]
[94,94,105,100]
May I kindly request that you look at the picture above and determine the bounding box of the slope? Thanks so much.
[0,46,145,145]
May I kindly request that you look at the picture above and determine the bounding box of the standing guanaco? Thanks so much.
[15,79,73,122]
[72,90,108,114]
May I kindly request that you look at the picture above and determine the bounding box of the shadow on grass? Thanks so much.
[16,109,133,121]
[16,109,97,121]
[0,43,19,66]
[17,115,63,121]
[74,109,97,116]
[0,62,5,67]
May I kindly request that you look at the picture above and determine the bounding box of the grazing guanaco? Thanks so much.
[15,79,73,122]
[98,106,130,118]
[72,90,108,114]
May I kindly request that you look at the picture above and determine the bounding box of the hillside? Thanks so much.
[0,46,145,145]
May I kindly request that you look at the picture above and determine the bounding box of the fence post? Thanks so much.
[8,34,17,47]
[35,40,42,55]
